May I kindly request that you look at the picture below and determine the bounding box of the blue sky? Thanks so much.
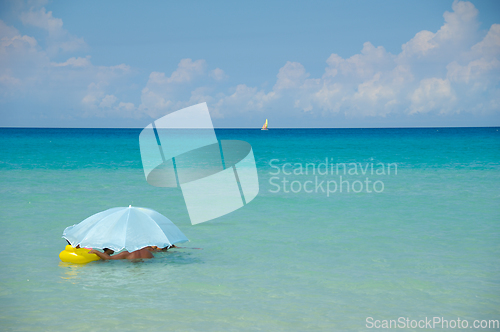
[0,0,499,128]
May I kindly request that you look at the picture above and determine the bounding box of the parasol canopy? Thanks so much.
[62,206,188,252]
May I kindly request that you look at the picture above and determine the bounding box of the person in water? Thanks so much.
[88,247,153,260]
[150,244,177,252]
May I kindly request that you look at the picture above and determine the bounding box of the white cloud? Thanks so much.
[99,94,117,108]
[210,68,228,81]
[0,20,21,38]
[399,0,479,62]
[0,20,48,94]
[20,7,86,54]
[400,30,438,58]
[410,78,456,114]
[0,32,38,54]
[20,7,62,32]
[326,42,394,80]
[311,82,343,113]
[81,82,104,109]
[138,58,209,118]
[274,61,309,90]
[447,57,500,84]
[51,56,91,67]
[213,84,276,114]
[138,85,172,117]
[351,74,396,116]
[115,102,138,118]
[444,22,500,111]
[167,58,206,83]
[79,62,138,118]
[83,84,139,119]
[472,24,500,58]
[438,0,479,44]
[0,74,22,86]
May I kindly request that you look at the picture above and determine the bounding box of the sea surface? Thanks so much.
[0,127,499,331]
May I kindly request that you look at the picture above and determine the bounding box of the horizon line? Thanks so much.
[0,126,499,129]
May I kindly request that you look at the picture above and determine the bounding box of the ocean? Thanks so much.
[0,127,499,331]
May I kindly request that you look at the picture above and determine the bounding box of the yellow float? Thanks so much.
[59,245,100,264]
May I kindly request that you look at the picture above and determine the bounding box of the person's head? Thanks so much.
[103,248,114,255]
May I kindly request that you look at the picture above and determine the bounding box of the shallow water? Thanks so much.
[0,128,499,331]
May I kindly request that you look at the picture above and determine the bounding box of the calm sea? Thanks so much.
[0,128,499,331]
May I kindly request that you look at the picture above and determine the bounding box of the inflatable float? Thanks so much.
[59,245,100,264]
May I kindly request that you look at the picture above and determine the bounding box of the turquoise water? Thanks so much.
[0,128,499,331]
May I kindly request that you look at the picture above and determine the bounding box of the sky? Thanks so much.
[0,0,499,128]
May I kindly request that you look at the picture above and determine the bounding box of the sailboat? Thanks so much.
[261,119,268,130]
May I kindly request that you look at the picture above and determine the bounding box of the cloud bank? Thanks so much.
[0,0,499,126]
[208,0,498,121]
